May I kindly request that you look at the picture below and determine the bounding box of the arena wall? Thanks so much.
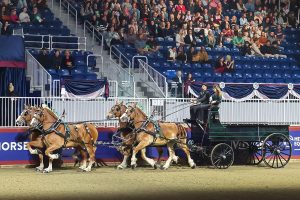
[0,127,299,165]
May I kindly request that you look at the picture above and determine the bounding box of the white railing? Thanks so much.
[60,0,78,34]
[3,97,300,127]
[26,51,52,97]
[15,33,87,51]
[83,20,104,54]
[51,79,118,97]
[51,35,86,51]
[0,97,148,127]
[138,59,167,98]
[109,45,136,97]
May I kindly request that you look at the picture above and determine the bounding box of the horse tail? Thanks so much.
[177,124,187,139]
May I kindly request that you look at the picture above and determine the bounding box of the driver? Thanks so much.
[189,84,211,124]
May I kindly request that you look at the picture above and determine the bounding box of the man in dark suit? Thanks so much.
[189,84,211,123]
[172,70,183,97]
[184,29,196,45]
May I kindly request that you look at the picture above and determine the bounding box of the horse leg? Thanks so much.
[26,140,44,171]
[131,141,152,169]
[77,147,88,170]
[156,147,164,166]
[141,148,158,169]
[117,147,130,170]
[44,144,62,173]
[162,142,176,170]
[83,144,95,172]
[178,143,196,169]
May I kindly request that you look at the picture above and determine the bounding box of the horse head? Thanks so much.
[16,105,38,126]
[120,102,144,123]
[107,101,127,119]
[29,107,45,129]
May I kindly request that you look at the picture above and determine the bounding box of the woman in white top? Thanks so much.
[19,7,30,23]
[175,29,186,47]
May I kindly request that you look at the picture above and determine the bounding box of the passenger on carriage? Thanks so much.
[187,84,222,125]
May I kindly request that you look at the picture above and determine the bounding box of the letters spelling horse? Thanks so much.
[107,101,164,169]
[29,106,98,172]
[16,105,92,172]
[120,103,196,170]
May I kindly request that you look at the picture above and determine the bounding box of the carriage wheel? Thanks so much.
[262,133,292,168]
[247,141,263,165]
[210,143,234,169]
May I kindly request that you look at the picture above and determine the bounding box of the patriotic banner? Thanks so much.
[61,78,109,99]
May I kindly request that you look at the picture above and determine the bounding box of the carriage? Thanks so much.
[187,107,292,169]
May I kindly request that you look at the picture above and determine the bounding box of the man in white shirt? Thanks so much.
[240,13,248,26]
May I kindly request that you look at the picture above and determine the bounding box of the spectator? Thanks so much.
[10,8,20,24]
[205,30,216,48]
[232,32,244,47]
[193,46,209,63]
[236,0,246,11]
[35,0,47,10]
[124,27,136,45]
[7,82,17,97]
[167,46,177,61]
[245,0,255,12]
[287,11,297,28]
[37,47,49,68]
[184,29,196,46]
[224,55,235,72]
[259,32,268,45]
[30,7,43,24]
[17,0,27,10]
[250,39,264,57]
[165,21,174,37]
[80,1,93,22]
[240,41,252,56]
[62,50,74,72]
[175,29,185,47]
[134,33,147,54]
[222,23,234,42]
[19,6,30,23]
[215,56,226,73]
[50,49,62,70]
[145,36,159,52]
[104,27,121,48]
[187,46,196,63]
[184,73,195,98]
[1,21,12,35]
[172,70,183,98]
[176,46,187,63]
[270,41,287,58]
[240,13,248,26]
[275,25,285,43]
[267,31,277,44]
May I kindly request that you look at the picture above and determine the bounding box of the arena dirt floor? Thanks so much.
[0,161,299,200]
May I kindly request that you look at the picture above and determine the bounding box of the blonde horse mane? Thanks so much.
[41,104,59,119]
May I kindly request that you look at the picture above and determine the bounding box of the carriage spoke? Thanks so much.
[278,154,288,163]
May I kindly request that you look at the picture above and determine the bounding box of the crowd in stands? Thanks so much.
[79,0,299,75]
[0,0,48,35]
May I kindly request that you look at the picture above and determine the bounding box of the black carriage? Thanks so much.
[188,108,292,169]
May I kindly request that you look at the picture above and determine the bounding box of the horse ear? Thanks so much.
[133,102,138,107]
[120,101,123,105]
[115,98,118,104]
[24,104,28,109]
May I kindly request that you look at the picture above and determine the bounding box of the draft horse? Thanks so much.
[29,106,98,172]
[120,103,196,170]
[107,101,164,169]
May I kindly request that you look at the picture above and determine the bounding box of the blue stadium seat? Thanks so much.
[85,73,98,80]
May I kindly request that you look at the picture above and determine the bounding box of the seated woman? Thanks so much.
[214,56,226,73]
[224,55,235,72]
[61,50,74,73]
[176,46,187,63]
[184,73,195,98]
[167,47,177,61]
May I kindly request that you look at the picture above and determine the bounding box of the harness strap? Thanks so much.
[83,123,95,146]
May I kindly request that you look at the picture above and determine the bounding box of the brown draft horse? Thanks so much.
[29,106,98,172]
[107,101,164,169]
[16,105,45,171]
[16,105,90,172]
[120,103,196,170]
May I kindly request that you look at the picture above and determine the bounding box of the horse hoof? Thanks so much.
[131,164,136,170]
[35,167,43,172]
[43,170,50,173]
[153,164,158,170]
[160,166,167,170]
[191,164,196,169]
[117,165,125,170]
